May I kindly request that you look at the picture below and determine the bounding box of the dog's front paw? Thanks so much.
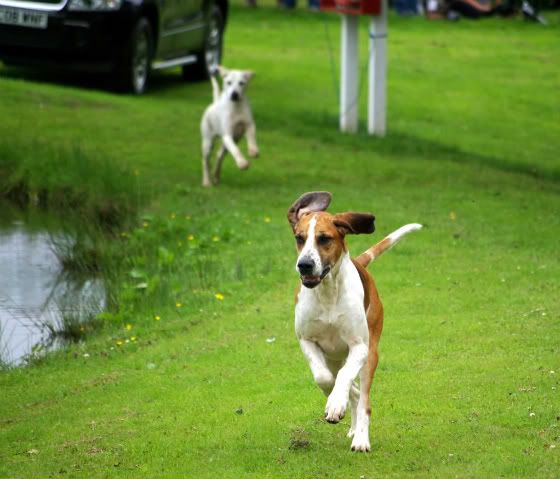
[202,178,213,187]
[248,146,259,158]
[325,393,347,424]
[350,434,371,453]
[236,158,250,170]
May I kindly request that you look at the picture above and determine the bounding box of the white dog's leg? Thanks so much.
[246,123,259,158]
[222,135,249,170]
[325,342,368,423]
[201,136,213,187]
[212,144,226,185]
[299,339,335,395]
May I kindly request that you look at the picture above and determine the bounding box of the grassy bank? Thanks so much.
[0,139,140,226]
[1,3,559,477]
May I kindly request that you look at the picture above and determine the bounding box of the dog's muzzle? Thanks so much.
[230,91,240,102]
[298,263,331,289]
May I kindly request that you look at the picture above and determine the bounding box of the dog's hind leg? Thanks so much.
[202,136,213,187]
[347,382,360,438]
[350,346,379,452]
[212,144,226,185]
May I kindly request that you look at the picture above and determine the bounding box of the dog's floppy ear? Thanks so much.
[216,65,230,77]
[288,191,332,228]
[243,70,255,81]
[333,212,375,236]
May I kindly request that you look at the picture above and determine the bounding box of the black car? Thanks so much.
[0,0,228,93]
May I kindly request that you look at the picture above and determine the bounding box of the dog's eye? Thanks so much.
[239,81,245,87]
[295,235,305,246]
[317,235,332,246]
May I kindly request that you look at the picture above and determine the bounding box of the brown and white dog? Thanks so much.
[288,191,422,452]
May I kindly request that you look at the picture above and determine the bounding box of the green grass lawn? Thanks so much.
[1,3,559,477]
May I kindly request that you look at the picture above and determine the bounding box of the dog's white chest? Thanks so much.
[301,315,350,360]
[295,258,368,359]
[297,300,361,357]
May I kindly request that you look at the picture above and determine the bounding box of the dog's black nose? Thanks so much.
[297,259,314,275]
[230,91,240,102]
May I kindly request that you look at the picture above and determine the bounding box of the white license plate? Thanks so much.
[0,7,48,29]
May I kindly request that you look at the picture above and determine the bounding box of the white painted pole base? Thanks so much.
[340,14,359,133]
[368,0,388,136]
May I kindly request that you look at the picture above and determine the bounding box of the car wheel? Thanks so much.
[115,17,153,94]
[182,5,224,81]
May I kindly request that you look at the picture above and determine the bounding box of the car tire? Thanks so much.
[182,4,224,81]
[115,17,153,94]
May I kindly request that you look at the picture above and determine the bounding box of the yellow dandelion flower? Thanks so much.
[215,293,225,301]
[212,235,220,242]
[176,302,182,308]
[131,336,137,341]
[187,234,195,241]
[170,213,176,219]
[125,339,130,344]
[143,221,149,228]
[116,340,123,346]
[264,217,271,223]
[154,315,161,321]
[449,212,457,221]
[125,323,132,331]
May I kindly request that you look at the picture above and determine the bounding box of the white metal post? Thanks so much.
[368,0,388,136]
[340,14,359,133]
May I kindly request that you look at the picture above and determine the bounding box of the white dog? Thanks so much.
[199,66,259,187]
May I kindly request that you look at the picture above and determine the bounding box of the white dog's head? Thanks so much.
[216,65,255,103]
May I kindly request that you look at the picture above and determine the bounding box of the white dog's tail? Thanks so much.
[210,75,221,103]
[354,223,422,268]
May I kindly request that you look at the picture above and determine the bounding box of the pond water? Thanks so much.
[0,203,106,366]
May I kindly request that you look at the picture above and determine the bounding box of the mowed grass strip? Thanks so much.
[0,3,559,478]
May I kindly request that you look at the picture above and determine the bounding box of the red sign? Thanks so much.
[320,0,381,15]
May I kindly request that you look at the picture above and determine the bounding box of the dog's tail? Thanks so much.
[210,74,220,103]
[354,223,423,268]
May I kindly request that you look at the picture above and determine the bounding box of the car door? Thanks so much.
[159,0,205,59]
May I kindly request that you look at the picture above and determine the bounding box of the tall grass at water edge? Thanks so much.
[0,139,140,226]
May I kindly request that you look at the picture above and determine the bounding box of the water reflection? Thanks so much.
[0,207,105,366]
